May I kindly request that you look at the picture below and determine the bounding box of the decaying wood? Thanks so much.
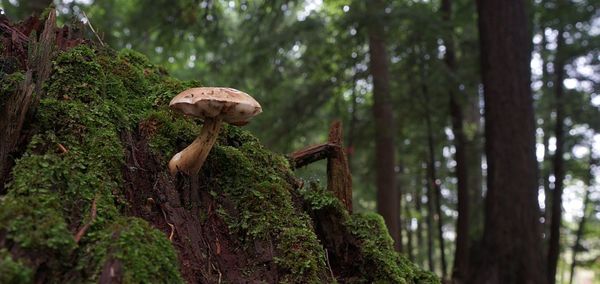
[327,121,353,213]
[288,120,353,212]
[0,10,56,191]
[289,143,338,169]
[0,9,85,191]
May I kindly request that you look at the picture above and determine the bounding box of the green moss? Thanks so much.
[0,71,24,110]
[194,125,326,281]
[0,45,183,282]
[300,184,439,284]
[0,249,33,284]
[77,218,183,283]
[47,45,103,102]
[347,213,414,283]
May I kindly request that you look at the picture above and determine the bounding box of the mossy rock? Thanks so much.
[0,43,437,283]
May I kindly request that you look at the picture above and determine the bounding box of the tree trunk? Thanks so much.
[425,113,447,279]
[404,191,415,262]
[367,0,400,251]
[568,153,593,284]
[426,166,436,273]
[471,0,546,283]
[415,168,426,268]
[465,88,483,242]
[539,13,553,241]
[441,0,470,281]
[547,23,566,284]
[418,43,447,279]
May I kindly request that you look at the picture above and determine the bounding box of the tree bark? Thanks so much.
[0,10,56,192]
[441,0,470,281]
[547,23,566,284]
[327,121,353,213]
[471,0,546,283]
[367,0,400,251]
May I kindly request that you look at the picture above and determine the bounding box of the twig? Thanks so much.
[81,11,104,46]
[74,194,98,243]
[57,143,68,154]
[325,248,335,280]
[160,206,175,241]
[210,262,222,284]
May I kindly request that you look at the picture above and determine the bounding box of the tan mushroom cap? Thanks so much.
[169,87,262,125]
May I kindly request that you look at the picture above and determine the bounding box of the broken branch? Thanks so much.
[288,143,338,169]
[74,194,98,243]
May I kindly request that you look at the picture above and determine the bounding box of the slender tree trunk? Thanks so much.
[568,153,593,284]
[539,14,553,242]
[425,113,447,279]
[471,0,546,283]
[426,164,436,273]
[415,168,426,268]
[465,90,483,242]
[347,67,359,168]
[367,0,400,251]
[547,23,566,284]
[418,44,447,279]
[404,191,415,261]
[441,0,470,281]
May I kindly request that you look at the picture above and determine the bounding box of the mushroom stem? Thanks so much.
[169,118,223,176]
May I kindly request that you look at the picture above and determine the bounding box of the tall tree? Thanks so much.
[367,0,400,250]
[547,4,567,282]
[441,0,470,281]
[471,0,546,283]
[425,164,436,273]
[415,168,426,268]
[568,152,594,284]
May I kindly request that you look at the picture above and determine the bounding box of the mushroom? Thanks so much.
[168,87,262,176]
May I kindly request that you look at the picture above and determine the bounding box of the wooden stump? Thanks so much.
[327,121,353,213]
[288,120,353,213]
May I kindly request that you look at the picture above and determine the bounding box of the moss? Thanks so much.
[47,45,103,103]
[0,45,183,282]
[300,184,439,284]
[0,71,24,110]
[0,249,33,284]
[347,213,414,283]
[77,218,183,283]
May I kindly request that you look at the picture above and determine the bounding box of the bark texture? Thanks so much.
[327,121,353,213]
[472,0,546,283]
[367,0,400,250]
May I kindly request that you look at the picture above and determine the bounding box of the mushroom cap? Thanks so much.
[169,87,262,125]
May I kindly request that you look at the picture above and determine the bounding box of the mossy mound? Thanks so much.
[0,44,437,283]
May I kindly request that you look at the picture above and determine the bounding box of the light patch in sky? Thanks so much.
[563,78,578,89]
[297,0,322,21]
[536,143,545,162]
